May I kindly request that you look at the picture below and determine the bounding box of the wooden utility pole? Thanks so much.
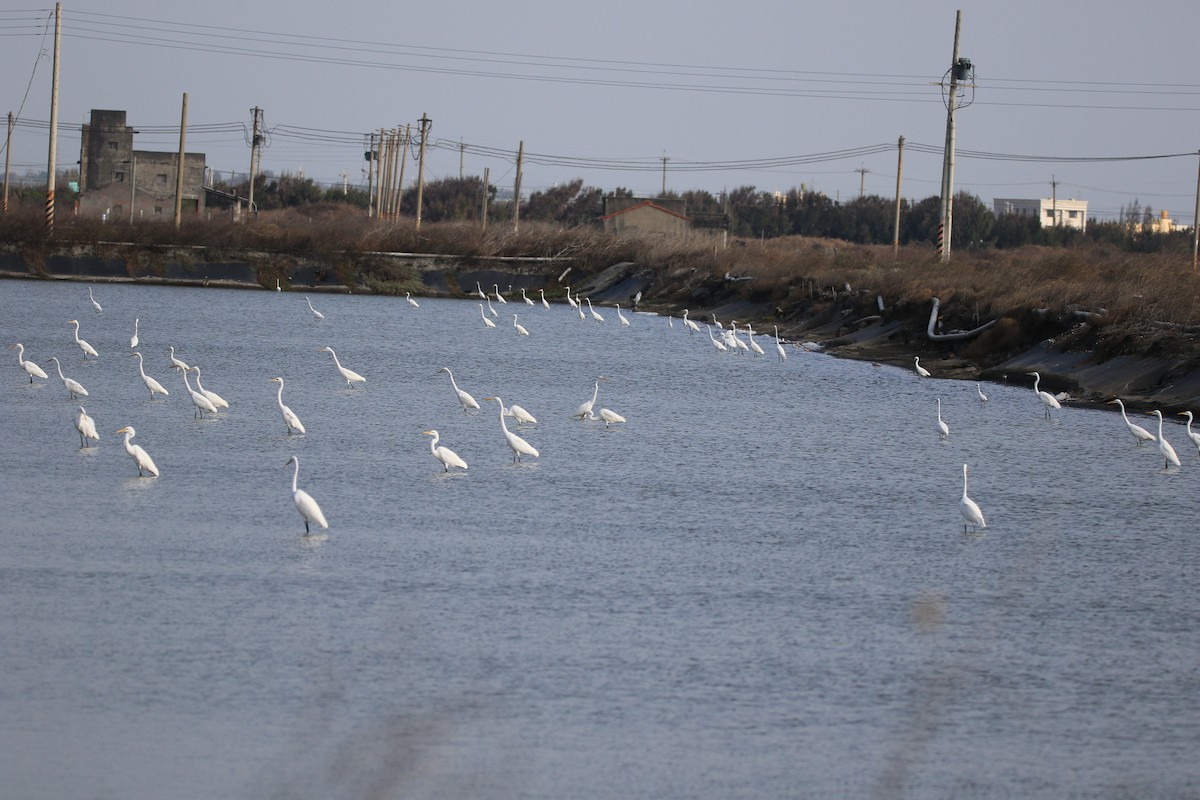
[45,2,61,234]
[379,129,392,217]
[174,92,187,229]
[893,136,905,256]
[3,111,12,214]
[513,140,524,232]
[365,132,375,217]
[1192,150,1199,271]
[938,9,963,262]
[396,125,410,219]
[248,107,263,217]
[415,113,430,230]
[481,166,490,230]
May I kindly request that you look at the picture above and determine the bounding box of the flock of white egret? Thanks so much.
[10,280,1200,536]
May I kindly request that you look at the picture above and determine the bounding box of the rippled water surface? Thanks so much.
[2,279,1198,799]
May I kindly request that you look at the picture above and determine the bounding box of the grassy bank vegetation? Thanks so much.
[4,203,1199,330]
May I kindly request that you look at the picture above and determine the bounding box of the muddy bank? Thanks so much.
[4,243,1199,410]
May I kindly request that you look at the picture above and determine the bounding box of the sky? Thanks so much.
[2,0,1198,224]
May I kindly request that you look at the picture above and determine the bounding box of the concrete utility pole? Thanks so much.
[415,113,430,230]
[129,155,136,223]
[661,153,669,196]
[1050,174,1059,226]
[248,107,263,217]
[481,166,489,230]
[893,136,905,256]
[174,92,187,229]
[856,165,870,197]
[459,139,465,179]
[513,140,524,233]
[938,9,963,262]
[396,125,410,219]
[1192,150,1199,271]
[45,2,61,234]
[365,132,375,217]
[3,111,12,214]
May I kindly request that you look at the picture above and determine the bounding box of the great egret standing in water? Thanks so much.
[539,288,550,309]
[75,405,99,447]
[588,408,627,428]
[976,383,988,405]
[181,366,218,418]
[115,426,159,477]
[438,366,480,411]
[914,356,931,378]
[521,288,535,306]
[318,346,366,388]
[565,286,578,309]
[304,296,325,320]
[168,346,190,372]
[11,343,48,383]
[960,464,986,533]
[131,351,170,399]
[504,401,537,425]
[707,325,728,352]
[405,292,419,308]
[191,366,229,408]
[270,377,306,434]
[586,297,605,323]
[1147,409,1181,468]
[130,318,139,349]
[482,396,539,463]
[1026,371,1061,419]
[475,281,487,300]
[1176,411,1200,457]
[478,304,496,328]
[774,326,787,362]
[285,455,328,533]
[493,284,507,304]
[423,430,468,473]
[68,320,99,358]
[485,297,499,318]
[616,304,631,326]
[513,314,530,336]
[1108,398,1154,447]
[44,356,88,398]
[572,377,604,420]
[936,398,949,440]
[88,286,102,313]
[681,309,700,334]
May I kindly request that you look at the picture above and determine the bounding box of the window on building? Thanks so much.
[154,206,164,215]
[156,173,168,184]
[1068,210,1078,219]
[113,171,125,182]
[1045,210,1055,219]
[107,141,118,151]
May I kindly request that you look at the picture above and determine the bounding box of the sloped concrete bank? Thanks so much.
[4,245,1198,410]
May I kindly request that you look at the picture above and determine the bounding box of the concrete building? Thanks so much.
[993,197,1088,231]
[600,197,691,235]
[78,109,206,220]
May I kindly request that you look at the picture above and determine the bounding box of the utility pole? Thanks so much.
[3,111,12,214]
[893,136,905,256]
[1192,149,1199,271]
[247,107,263,218]
[856,164,871,197]
[459,139,465,179]
[661,152,669,196]
[173,92,187,229]
[512,140,524,233]
[129,155,136,223]
[340,171,347,196]
[45,2,61,235]
[396,125,410,219]
[1050,174,1059,226]
[365,132,375,217]
[415,113,430,230]
[481,166,490,230]
[938,9,963,262]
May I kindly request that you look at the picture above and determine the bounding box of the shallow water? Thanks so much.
[2,280,1198,799]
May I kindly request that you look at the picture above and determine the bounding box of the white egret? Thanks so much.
[115,426,159,477]
[667,315,674,329]
[707,325,728,352]
[521,287,535,306]
[1176,411,1200,457]
[181,366,218,418]
[1026,371,1061,419]
[75,405,99,447]
[711,313,723,329]
[269,377,306,434]
[681,308,700,333]
[774,326,787,362]
[276,278,281,292]
[586,297,605,323]
[504,401,537,425]
[565,286,578,308]
[11,343,48,383]
[493,284,507,304]
[475,281,487,300]
[88,286,103,313]
[588,408,627,428]
[486,296,499,318]
[976,383,988,405]
[513,314,530,336]
[406,292,420,308]
[576,301,586,321]
[539,288,550,309]
[729,322,750,354]
[304,296,325,320]
[318,346,366,388]
[914,356,931,378]
[68,320,99,358]
[960,464,986,533]
[1108,399,1154,447]
[130,317,139,348]
[423,430,468,472]
[745,323,766,357]
[483,396,539,463]
[572,377,604,420]
[131,351,170,399]
[168,346,190,372]
[936,398,949,440]
[191,365,229,408]
[44,356,88,398]
[472,304,494,328]
[285,455,328,533]
[616,304,631,326]
[1147,410,1181,468]
[438,366,480,412]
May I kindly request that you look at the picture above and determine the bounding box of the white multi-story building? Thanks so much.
[993,197,1088,231]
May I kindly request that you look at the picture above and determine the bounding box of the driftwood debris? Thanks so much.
[927,297,997,342]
